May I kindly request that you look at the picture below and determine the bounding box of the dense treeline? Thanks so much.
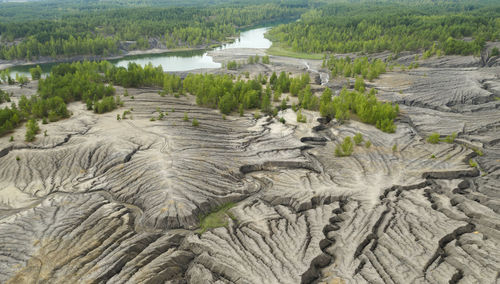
[0,3,304,60]
[183,73,267,114]
[324,56,387,81]
[267,2,500,55]
[320,87,399,133]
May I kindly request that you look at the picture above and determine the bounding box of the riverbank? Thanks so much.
[0,46,212,72]
[266,43,324,60]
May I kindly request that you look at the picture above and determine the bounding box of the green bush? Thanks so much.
[253,110,261,119]
[29,65,42,80]
[192,118,199,126]
[365,140,372,148]
[444,132,457,143]
[25,119,40,142]
[296,110,307,123]
[353,133,363,145]
[427,132,440,144]
[469,159,477,168]
[335,136,354,157]
[491,47,500,57]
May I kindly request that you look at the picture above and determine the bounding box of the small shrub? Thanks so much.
[272,108,278,117]
[296,110,307,123]
[471,147,484,156]
[491,47,500,57]
[444,132,456,143]
[25,119,40,142]
[44,130,47,137]
[353,133,363,145]
[469,159,477,168]
[9,136,14,142]
[365,140,372,148]
[427,133,440,144]
[431,154,436,159]
[335,136,354,157]
[280,99,287,110]
[122,110,131,119]
[392,144,397,152]
[222,114,226,120]
[239,104,244,117]
[117,114,121,120]
[254,110,261,119]
[279,117,286,124]
[16,156,20,161]
[192,118,199,127]
[150,117,156,121]
[183,112,189,121]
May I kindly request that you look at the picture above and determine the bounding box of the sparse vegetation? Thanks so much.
[262,55,270,64]
[469,159,478,168]
[25,119,40,142]
[444,132,457,143]
[365,140,372,148]
[296,110,307,123]
[427,133,440,144]
[335,136,354,157]
[492,47,500,57]
[192,118,199,126]
[198,202,236,234]
[253,110,261,120]
[353,133,363,145]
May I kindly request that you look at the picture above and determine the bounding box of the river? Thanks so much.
[8,27,272,78]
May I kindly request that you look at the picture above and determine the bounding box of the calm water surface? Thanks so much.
[8,27,271,78]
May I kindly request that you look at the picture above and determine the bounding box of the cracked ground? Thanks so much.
[0,52,499,283]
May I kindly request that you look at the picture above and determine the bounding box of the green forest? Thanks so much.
[266,1,500,55]
[1,0,498,60]
[0,2,303,60]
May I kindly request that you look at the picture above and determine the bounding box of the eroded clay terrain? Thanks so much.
[0,50,499,284]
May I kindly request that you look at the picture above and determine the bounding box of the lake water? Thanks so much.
[8,27,271,78]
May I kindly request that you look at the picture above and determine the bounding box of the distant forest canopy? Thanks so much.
[267,1,500,55]
[0,1,305,60]
[0,0,499,60]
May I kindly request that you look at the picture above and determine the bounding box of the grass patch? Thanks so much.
[267,43,323,60]
[469,159,478,168]
[198,202,236,234]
